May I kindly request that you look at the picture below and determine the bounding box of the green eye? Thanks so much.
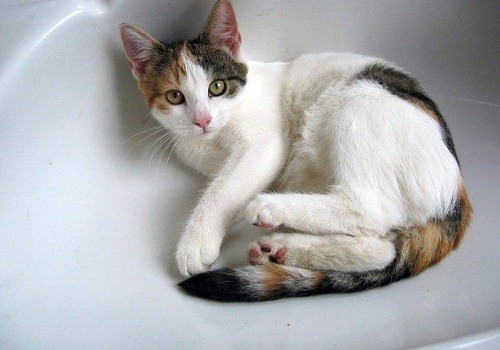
[209,80,226,97]
[166,90,184,105]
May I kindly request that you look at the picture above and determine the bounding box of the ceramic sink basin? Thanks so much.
[1,1,499,349]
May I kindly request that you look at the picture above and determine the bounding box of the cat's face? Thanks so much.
[120,0,246,139]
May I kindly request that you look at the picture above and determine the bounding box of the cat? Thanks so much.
[120,0,471,301]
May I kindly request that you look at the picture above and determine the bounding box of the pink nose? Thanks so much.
[193,115,211,130]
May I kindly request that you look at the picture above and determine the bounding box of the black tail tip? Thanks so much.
[177,268,257,302]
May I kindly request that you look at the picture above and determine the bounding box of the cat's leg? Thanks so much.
[248,232,395,272]
[246,192,390,237]
[176,136,287,277]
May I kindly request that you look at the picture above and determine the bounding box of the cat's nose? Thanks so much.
[193,114,212,131]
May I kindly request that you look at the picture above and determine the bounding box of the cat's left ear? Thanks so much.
[202,0,242,59]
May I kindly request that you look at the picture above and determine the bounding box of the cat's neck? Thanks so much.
[232,60,289,135]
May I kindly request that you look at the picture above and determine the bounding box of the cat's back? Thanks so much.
[281,53,380,121]
[286,52,378,82]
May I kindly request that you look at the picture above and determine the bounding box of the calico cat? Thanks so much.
[120,0,471,301]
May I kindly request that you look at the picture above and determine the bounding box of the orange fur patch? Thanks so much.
[138,46,192,110]
[310,271,326,288]
[408,222,453,275]
[156,102,169,111]
[263,265,292,291]
[168,49,188,82]
[404,180,472,275]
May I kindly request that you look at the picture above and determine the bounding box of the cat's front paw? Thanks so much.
[245,194,285,230]
[175,226,221,277]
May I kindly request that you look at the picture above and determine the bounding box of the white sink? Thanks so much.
[1,1,499,348]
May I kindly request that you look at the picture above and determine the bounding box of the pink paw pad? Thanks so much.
[271,247,287,264]
[248,248,261,260]
[249,241,287,265]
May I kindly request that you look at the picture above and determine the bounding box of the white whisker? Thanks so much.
[164,135,186,173]
[126,128,167,158]
[155,133,179,182]
[121,125,163,146]
[148,132,173,166]
[140,132,170,167]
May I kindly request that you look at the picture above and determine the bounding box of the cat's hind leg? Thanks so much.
[246,192,390,237]
[248,232,395,272]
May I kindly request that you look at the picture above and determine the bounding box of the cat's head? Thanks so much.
[120,0,247,138]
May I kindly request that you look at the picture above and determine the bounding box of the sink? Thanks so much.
[1,1,499,348]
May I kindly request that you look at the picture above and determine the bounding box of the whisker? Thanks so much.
[152,132,177,169]
[126,128,167,157]
[147,133,172,162]
[140,132,170,167]
[121,125,163,146]
[175,136,187,169]
[156,133,179,181]
[164,135,186,173]
[149,133,173,167]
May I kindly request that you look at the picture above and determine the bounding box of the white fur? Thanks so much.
[151,52,460,277]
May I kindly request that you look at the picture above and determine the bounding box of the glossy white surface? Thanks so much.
[1,1,499,349]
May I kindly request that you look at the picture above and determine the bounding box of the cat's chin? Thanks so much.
[195,130,216,140]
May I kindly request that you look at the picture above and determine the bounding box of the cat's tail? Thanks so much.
[178,263,399,302]
[179,186,472,302]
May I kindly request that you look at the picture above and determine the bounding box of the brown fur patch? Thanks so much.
[310,271,326,288]
[407,222,454,275]
[455,181,472,249]
[402,181,472,275]
[138,46,192,110]
[263,265,292,292]
[143,93,171,114]
[166,48,188,84]
[156,102,169,111]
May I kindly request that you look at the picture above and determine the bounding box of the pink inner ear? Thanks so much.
[123,41,145,77]
[205,1,241,57]
[120,24,156,78]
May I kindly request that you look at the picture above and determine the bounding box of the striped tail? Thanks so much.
[179,185,471,302]
[179,263,406,302]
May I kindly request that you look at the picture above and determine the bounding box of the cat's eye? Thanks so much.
[166,90,185,105]
[209,80,226,97]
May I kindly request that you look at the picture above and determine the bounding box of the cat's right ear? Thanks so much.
[120,23,161,80]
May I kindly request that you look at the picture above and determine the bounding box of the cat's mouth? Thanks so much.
[194,126,215,138]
